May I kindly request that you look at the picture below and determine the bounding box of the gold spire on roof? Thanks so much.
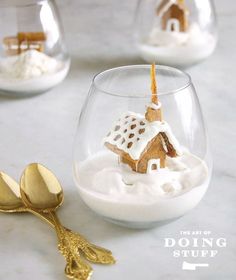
[151,63,158,104]
[145,63,163,122]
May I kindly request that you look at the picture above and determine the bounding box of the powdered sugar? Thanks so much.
[75,150,209,223]
[0,50,63,79]
[0,50,69,94]
[139,23,217,66]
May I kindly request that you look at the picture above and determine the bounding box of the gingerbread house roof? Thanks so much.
[103,112,182,160]
[157,0,188,17]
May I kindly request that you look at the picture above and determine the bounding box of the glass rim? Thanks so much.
[0,0,48,8]
[92,65,192,98]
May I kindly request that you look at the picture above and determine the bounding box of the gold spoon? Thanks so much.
[0,170,115,265]
[0,170,92,280]
[0,169,115,280]
[20,163,115,279]
[0,171,25,212]
[0,171,54,225]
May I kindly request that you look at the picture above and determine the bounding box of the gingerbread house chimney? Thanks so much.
[145,64,163,122]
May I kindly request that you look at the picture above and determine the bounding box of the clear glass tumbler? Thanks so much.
[73,65,212,229]
[135,0,218,67]
[0,0,70,97]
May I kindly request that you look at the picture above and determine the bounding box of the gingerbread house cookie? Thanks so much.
[104,64,182,174]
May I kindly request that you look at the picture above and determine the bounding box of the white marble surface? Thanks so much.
[0,0,235,279]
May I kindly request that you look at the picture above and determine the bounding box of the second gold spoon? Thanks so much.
[20,163,115,279]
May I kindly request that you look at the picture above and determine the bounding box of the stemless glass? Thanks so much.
[0,0,70,97]
[73,65,212,229]
[134,0,217,67]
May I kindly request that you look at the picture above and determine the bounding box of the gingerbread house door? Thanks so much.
[166,18,180,32]
[147,159,160,174]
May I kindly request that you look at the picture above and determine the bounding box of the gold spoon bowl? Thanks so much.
[0,172,25,212]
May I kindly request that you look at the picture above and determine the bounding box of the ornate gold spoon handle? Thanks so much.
[28,208,115,265]
[50,211,93,280]
[1,203,116,266]
[20,163,116,266]
[64,229,115,265]
[31,210,115,264]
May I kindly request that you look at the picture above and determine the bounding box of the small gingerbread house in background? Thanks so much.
[3,32,46,56]
[104,64,182,174]
[156,0,189,32]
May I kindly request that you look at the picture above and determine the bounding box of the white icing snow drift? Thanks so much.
[0,50,69,94]
[139,23,217,66]
[75,150,209,224]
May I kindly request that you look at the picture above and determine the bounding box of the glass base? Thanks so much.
[103,216,182,229]
[0,62,70,98]
[0,85,60,98]
[0,88,52,98]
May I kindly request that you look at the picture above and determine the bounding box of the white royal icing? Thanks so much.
[103,112,182,160]
[147,102,162,110]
